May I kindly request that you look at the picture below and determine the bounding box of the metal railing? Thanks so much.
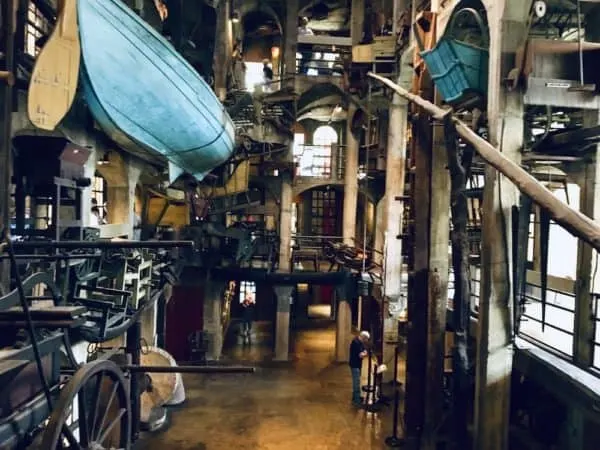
[519,282,576,357]
[592,294,600,370]
[293,144,346,180]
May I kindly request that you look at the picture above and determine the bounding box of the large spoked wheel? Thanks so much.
[42,359,131,449]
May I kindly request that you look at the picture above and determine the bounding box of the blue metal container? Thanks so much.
[417,7,489,105]
[78,0,235,182]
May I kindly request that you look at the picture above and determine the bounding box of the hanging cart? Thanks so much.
[415,7,489,107]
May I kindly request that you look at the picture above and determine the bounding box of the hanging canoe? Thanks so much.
[77,0,235,182]
[417,7,489,106]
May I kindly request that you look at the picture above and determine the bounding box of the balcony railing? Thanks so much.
[293,144,346,181]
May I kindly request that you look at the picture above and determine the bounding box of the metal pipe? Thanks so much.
[10,240,194,249]
[123,365,256,374]
[0,254,101,260]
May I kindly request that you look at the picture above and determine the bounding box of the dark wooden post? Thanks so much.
[444,116,473,448]
[0,0,16,290]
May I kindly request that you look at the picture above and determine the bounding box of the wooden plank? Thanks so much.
[367,71,600,252]
[0,305,87,319]
[297,35,353,47]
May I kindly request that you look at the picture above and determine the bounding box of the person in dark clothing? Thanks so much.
[241,293,255,338]
[349,331,370,406]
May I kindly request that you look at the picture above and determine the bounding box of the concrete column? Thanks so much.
[474,2,528,449]
[213,0,232,101]
[373,194,386,267]
[283,0,299,84]
[140,298,157,346]
[335,276,353,362]
[279,171,293,271]
[351,0,365,45]
[80,146,98,228]
[274,285,293,361]
[380,44,412,381]
[343,105,359,245]
[106,162,141,238]
[204,277,225,361]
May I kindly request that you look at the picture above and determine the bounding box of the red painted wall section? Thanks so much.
[165,285,204,361]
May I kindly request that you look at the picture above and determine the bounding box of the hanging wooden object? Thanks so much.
[140,347,184,424]
[27,0,80,130]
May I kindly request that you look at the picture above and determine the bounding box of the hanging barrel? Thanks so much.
[415,7,489,105]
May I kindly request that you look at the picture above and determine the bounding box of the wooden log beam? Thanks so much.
[368,71,600,252]
[443,117,472,447]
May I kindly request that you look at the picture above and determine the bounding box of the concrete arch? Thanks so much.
[297,82,346,112]
[293,180,344,198]
[238,2,283,34]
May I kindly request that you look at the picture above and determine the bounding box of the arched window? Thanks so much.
[297,125,338,177]
[313,125,338,146]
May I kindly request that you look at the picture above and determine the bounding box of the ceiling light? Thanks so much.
[231,10,240,23]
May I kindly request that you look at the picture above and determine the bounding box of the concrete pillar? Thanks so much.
[380,40,412,381]
[99,153,141,238]
[373,194,386,267]
[279,171,293,271]
[343,104,359,245]
[274,285,293,361]
[204,277,225,361]
[283,0,299,84]
[351,0,365,45]
[335,276,353,362]
[81,148,97,228]
[140,298,157,346]
[474,2,528,449]
[213,0,232,101]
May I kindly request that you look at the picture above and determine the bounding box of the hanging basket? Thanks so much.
[415,7,489,105]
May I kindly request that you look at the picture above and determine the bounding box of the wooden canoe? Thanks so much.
[77,0,235,181]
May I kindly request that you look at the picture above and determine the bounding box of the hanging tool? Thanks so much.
[568,0,596,92]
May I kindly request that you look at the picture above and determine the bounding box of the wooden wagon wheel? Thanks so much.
[41,359,131,450]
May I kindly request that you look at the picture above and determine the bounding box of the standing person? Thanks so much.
[241,292,256,339]
[349,331,370,406]
[262,60,274,93]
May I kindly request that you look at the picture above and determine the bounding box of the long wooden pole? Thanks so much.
[368,71,600,252]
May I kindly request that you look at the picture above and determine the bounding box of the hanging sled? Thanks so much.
[415,7,489,107]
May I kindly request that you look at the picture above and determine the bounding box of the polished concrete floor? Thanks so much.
[140,316,401,450]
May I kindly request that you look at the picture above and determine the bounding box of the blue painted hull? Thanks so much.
[77,0,235,181]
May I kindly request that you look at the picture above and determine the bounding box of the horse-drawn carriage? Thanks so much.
[0,235,251,449]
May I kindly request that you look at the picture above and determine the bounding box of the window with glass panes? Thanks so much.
[91,174,107,219]
[310,189,337,236]
[239,281,256,304]
[25,1,51,56]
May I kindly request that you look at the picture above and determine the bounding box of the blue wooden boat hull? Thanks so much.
[77,0,235,181]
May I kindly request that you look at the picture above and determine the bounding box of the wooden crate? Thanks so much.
[352,36,397,62]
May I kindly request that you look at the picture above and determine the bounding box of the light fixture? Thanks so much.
[271,46,280,59]
[230,10,240,23]
[333,104,343,114]
[97,152,110,165]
